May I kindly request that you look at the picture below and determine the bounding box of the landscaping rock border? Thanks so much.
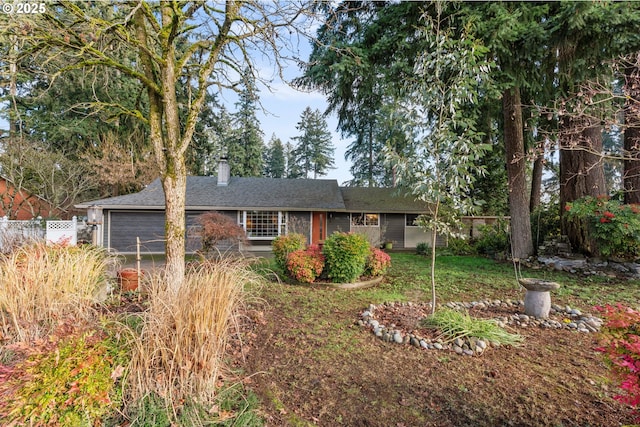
[358,299,604,356]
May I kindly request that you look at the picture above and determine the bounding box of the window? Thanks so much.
[406,214,420,227]
[351,213,379,226]
[240,211,286,239]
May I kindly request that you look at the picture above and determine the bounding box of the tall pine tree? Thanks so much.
[264,134,286,178]
[291,107,335,179]
[228,69,264,177]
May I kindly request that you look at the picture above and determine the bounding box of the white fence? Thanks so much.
[0,216,78,252]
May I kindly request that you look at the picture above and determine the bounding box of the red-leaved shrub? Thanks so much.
[286,244,325,284]
[595,303,640,419]
[365,247,391,277]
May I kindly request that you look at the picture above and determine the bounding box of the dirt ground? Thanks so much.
[230,284,636,427]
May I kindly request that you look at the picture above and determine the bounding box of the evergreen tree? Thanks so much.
[284,141,302,178]
[291,107,335,179]
[264,134,286,178]
[228,69,264,177]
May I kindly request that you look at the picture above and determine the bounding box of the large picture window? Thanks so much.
[351,213,379,226]
[240,211,286,239]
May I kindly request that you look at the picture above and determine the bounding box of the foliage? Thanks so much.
[126,259,256,412]
[440,238,477,256]
[272,233,307,272]
[290,107,335,179]
[595,304,640,418]
[0,138,96,216]
[0,332,128,426]
[565,196,640,259]
[0,242,114,342]
[264,135,286,178]
[228,69,264,177]
[416,242,431,256]
[474,220,510,257]
[286,245,325,284]
[364,248,391,277]
[322,232,370,283]
[421,308,523,346]
[531,203,561,250]
[194,211,248,254]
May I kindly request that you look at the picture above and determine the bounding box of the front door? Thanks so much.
[311,211,326,245]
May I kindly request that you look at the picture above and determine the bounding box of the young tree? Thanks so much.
[386,6,493,315]
[3,2,309,289]
[291,107,335,178]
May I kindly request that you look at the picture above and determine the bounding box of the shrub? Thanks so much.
[126,259,256,415]
[365,247,391,277]
[595,303,640,419]
[441,237,476,256]
[0,332,127,426]
[272,233,306,271]
[286,245,325,284]
[194,211,247,254]
[531,204,561,250]
[474,220,510,256]
[322,232,370,283]
[566,196,640,259]
[0,242,115,342]
[416,242,430,255]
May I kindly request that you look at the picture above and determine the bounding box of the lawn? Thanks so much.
[234,252,640,426]
[2,248,639,426]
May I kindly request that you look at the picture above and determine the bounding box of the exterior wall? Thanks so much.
[382,213,405,249]
[327,212,350,235]
[107,210,166,253]
[287,211,311,242]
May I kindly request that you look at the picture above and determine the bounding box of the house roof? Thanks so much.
[339,187,432,214]
[77,176,347,211]
[76,176,431,213]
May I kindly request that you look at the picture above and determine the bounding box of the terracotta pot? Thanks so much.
[117,268,141,292]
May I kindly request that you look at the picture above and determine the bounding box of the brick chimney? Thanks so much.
[217,158,230,186]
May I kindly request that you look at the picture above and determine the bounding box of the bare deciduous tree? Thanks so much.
[3,1,312,290]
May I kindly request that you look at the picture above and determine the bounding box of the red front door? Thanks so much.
[311,212,326,245]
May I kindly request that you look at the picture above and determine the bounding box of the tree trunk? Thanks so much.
[503,87,534,259]
[624,57,640,204]
[162,167,187,292]
[530,149,544,213]
[559,116,607,254]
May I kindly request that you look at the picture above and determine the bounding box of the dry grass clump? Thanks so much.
[126,258,257,411]
[0,242,115,342]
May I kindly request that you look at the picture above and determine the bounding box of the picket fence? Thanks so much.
[0,216,78,251]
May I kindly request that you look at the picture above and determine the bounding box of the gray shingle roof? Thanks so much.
[77,176,346,211]
[77,176,431,213]
[340,187,432,213]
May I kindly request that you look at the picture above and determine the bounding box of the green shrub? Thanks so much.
[474,220,509,256]
[286,245,325,283]
[442,237,476,256]
[0,333,128,426]
[272,233,306,271]
[531,204,561,250]
[566,196,640,259]
[322,232,370,283]
[416,242,430,255]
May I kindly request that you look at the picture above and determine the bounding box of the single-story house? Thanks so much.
[76,160,500,254]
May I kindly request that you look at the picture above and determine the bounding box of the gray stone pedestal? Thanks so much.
[519,278,560,319]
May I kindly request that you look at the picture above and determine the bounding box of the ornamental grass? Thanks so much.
[422,308,523,346]
[0,242,114,343]
[125,258,257,415]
